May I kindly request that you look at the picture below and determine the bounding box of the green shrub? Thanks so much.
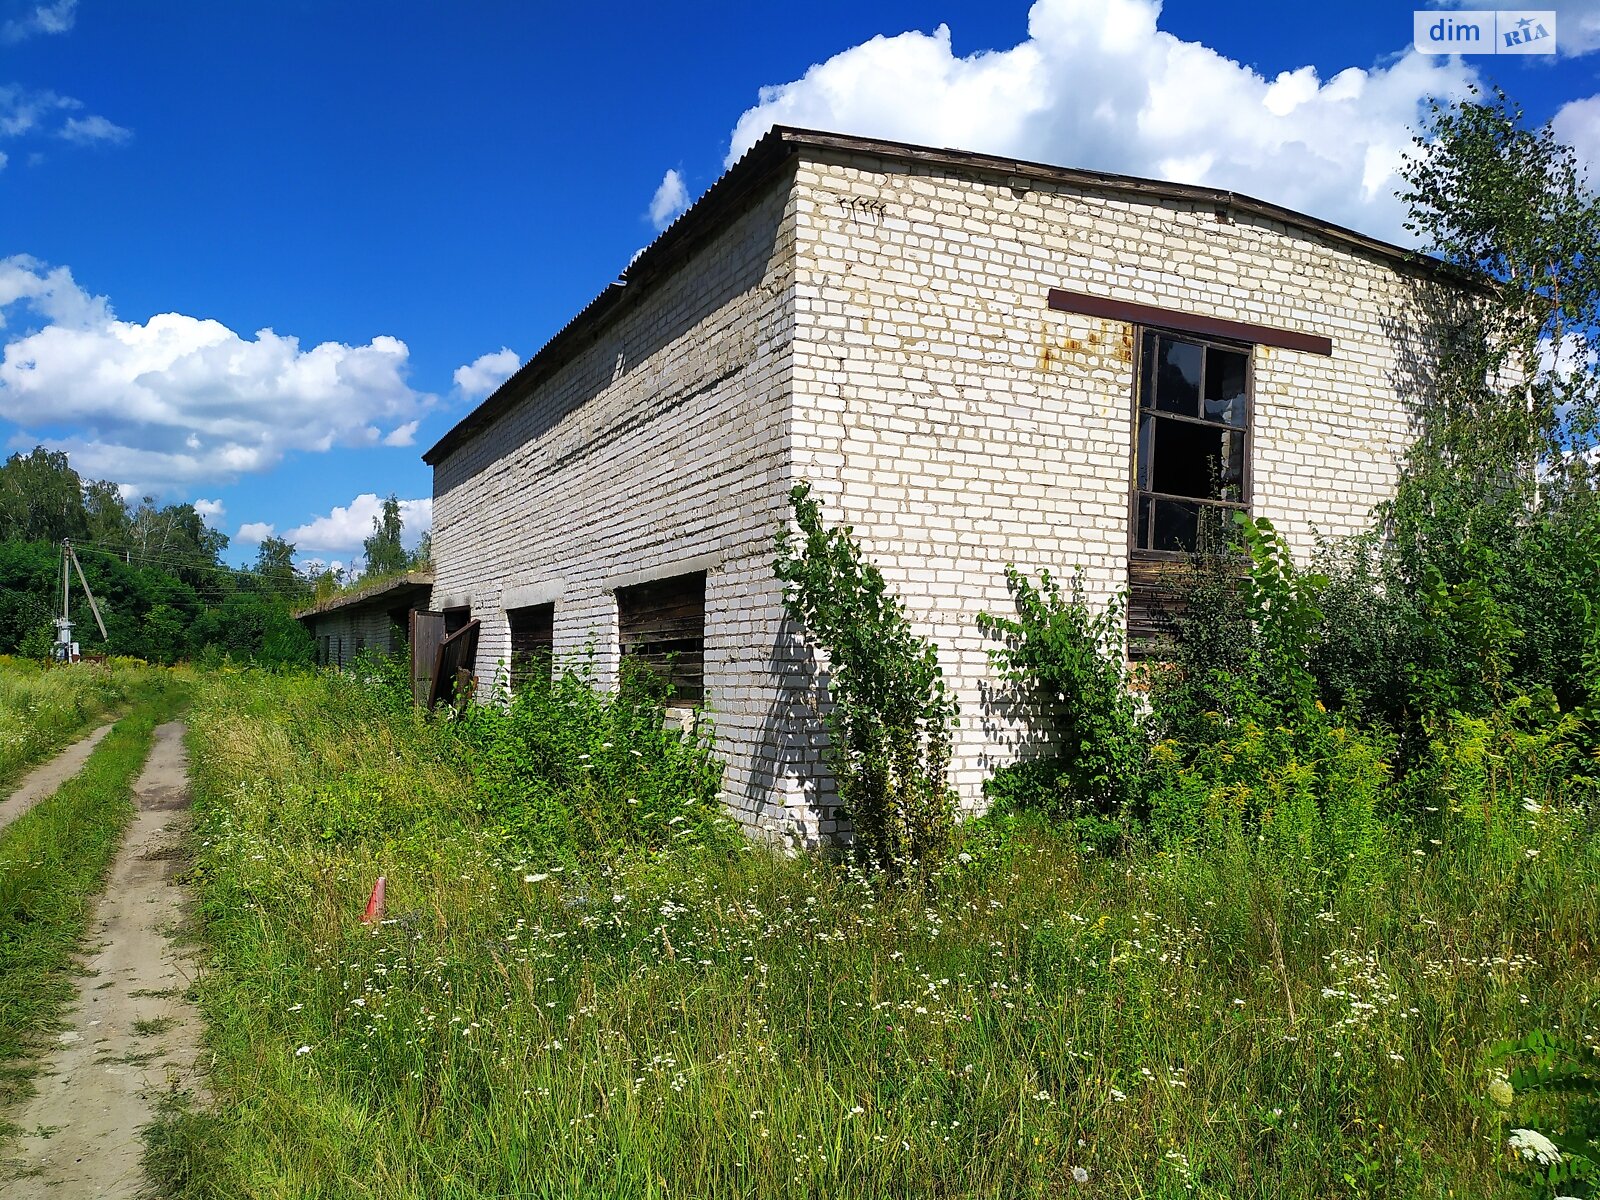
[774,483,957,873]
[1494,1030,1600,1198]
[1309,535,1430,733]
[977,567,1146,845]
[458,659,731,865]
[1146,709,1392,890]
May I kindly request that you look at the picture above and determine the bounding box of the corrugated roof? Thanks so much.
[423,125,1474,467]
[292,570,434,621]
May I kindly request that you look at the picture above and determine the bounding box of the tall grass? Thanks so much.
[0,655,156,789]
[156,669,1600,1198]
[0,670,188,1104]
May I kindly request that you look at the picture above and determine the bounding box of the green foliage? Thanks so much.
[1150,516,1327,743]
[0,447,89,543]
[1399,86,1600,507]
[160,666,1600,1199]
[457,660,732,864]
[1308,535,1429,731]
[774,483,957,873]
[361,493,412,577]
[1146,712,1392,891]
[0,656,154,787]
[1235,514,1328,713]
[0,447,313,664]
[1495,1030,1600,1198]
[977,567,1146,841]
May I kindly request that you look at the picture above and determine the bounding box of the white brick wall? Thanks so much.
[788,151,1436,824]
[431,175,802,836]
[431,140,1450,843]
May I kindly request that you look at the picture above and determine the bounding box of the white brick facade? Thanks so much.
[427,129,1453,843]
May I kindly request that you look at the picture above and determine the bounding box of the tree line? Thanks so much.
[0,448,426,664]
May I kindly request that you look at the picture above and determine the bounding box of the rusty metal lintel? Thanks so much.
[1047,288,1333,356]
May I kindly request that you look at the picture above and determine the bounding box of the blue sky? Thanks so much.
[2,0,1597,569]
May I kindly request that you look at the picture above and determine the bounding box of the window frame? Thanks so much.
[506,601,556,693]
[1127,324,1256,562]
[615,571,707,707]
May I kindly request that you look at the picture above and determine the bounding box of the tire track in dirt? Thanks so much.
[0,723,115,831]
[0,722,207,1198]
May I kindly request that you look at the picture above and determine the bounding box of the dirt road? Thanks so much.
[0,724,115,831]
[0,722,207,1198]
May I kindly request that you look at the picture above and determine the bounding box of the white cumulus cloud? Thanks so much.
[59,114,131,145]
[193,497,225,521]
[452,347,520,400]
[649,168,691,229]
[0,255,435,493]
[284,493,433,555]
[0,84,126,163]
[236,521,275,544]
[2,0,76,43]
[1554,93,1600,181]
[725,0,1480,243]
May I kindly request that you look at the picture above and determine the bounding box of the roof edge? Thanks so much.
[422,128,802,465]
[423,126,1478,467]
[292,570,435,621]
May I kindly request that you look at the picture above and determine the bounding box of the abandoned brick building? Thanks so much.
[422,126,1458,843]
[295,571,433,668]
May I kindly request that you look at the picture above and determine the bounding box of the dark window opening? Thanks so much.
[387,605,413,647]
[1132,330,1251,555]
[1130,328,1254,653]
[507,602,555,693]
[617,571,706,706]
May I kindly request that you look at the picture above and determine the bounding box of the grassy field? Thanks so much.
[0,668,188,1107]
[148,668,1599,1199]
[0,656,161,789]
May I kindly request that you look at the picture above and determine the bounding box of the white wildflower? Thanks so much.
[294,1045,313,1056]
[1509,1128,1561,1165]
[1072,1166,1090,1184]
[524,873,548,883]
[1488,1072,1514,1108]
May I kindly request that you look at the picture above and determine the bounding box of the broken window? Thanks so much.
[1132,329,1250,554]
[1129,328,1253,651]
[616,571,706,706]
[507,602,555,693]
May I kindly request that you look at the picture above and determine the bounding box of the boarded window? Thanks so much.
[507,602,555,692]
[617,571,706,705]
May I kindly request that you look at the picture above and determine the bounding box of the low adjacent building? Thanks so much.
[294,571,433,669]
[421,126,1464,843]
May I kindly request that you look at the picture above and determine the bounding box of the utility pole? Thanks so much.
[55,540,73,662]
[53,540,108,663]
